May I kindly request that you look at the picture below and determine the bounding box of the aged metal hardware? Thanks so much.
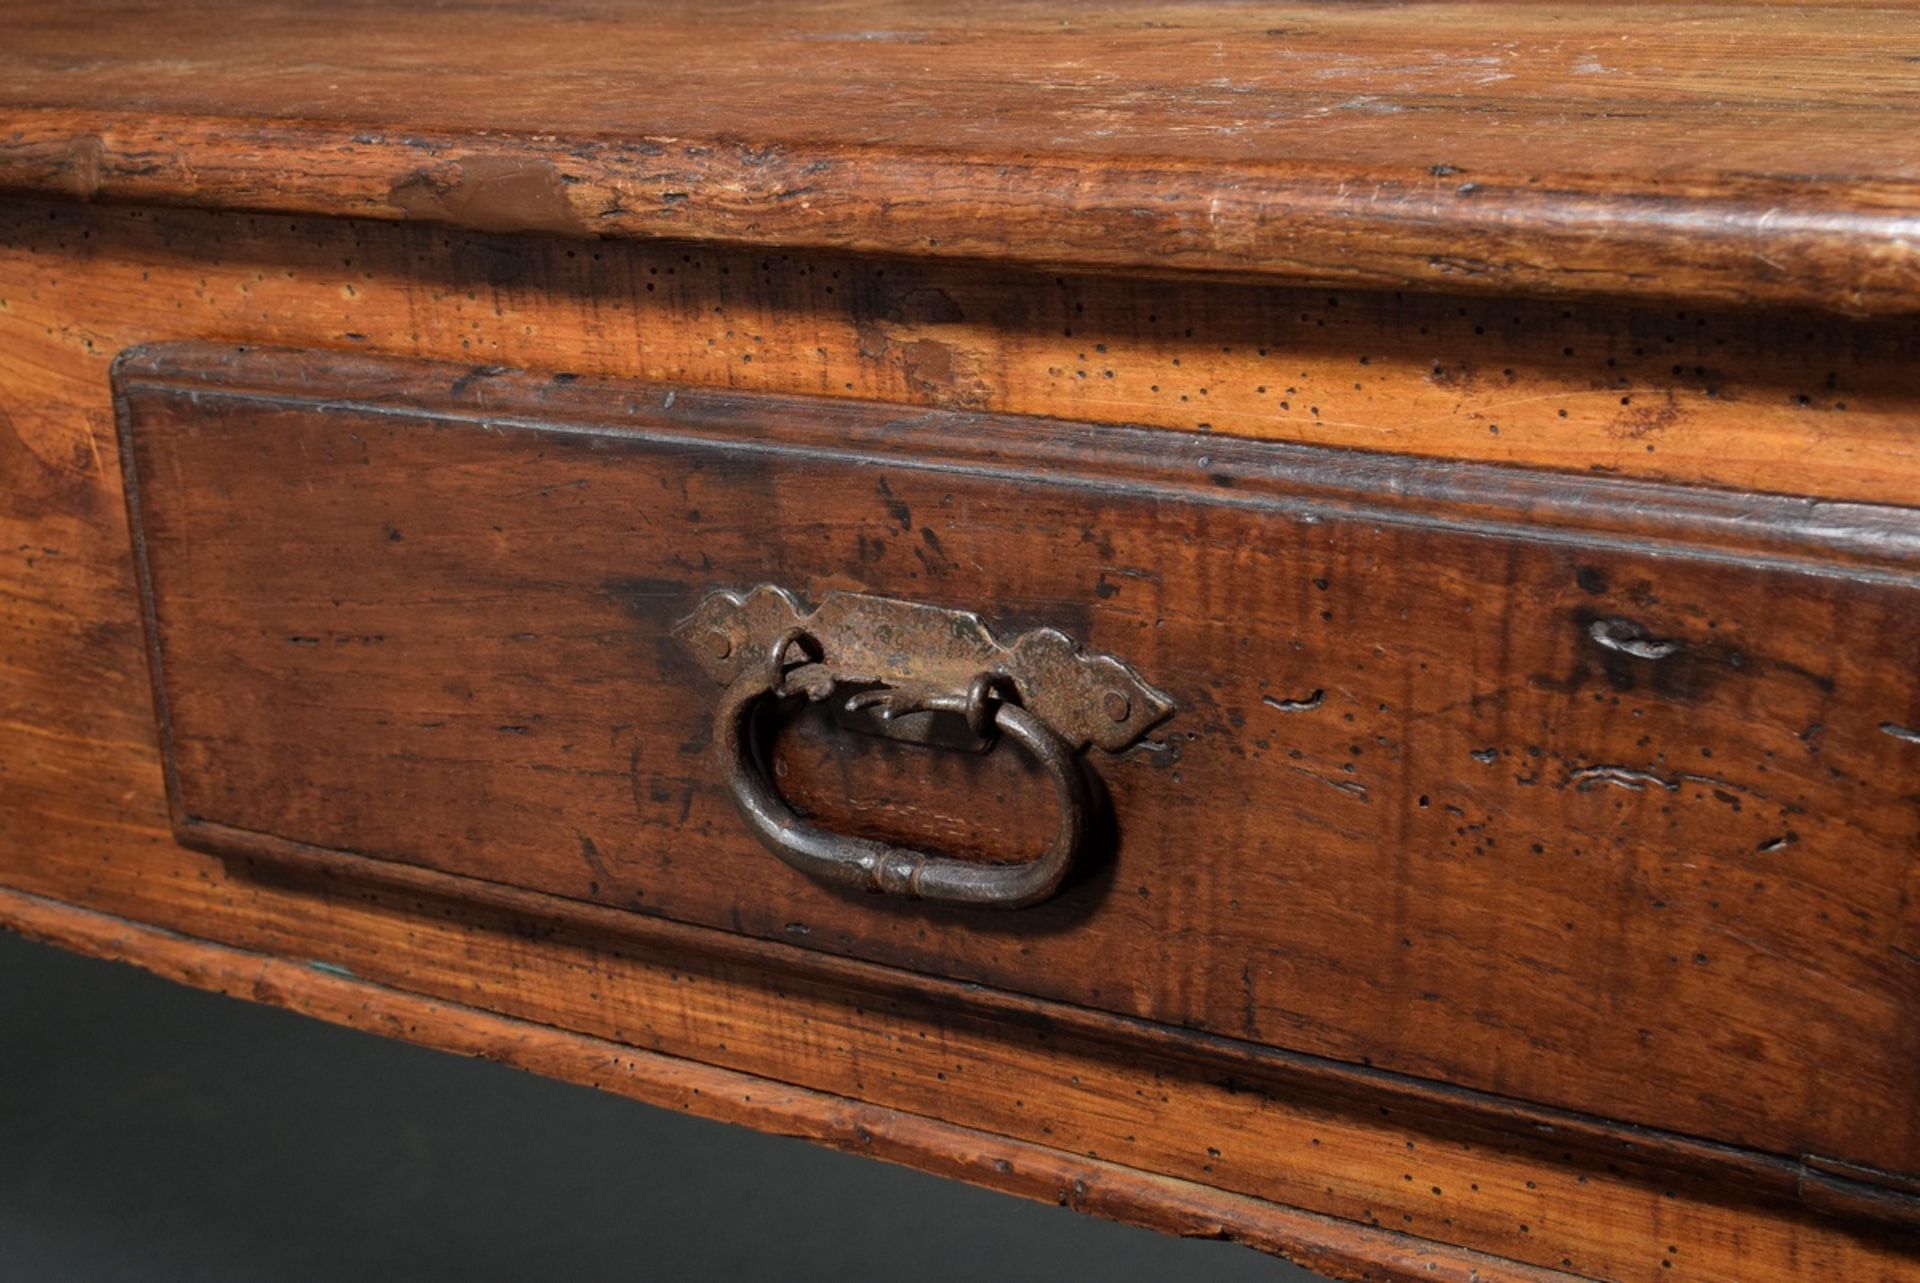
[677,586,1174,908]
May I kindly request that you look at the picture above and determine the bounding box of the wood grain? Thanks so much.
[115,343,1920,1179]
[8,201,1920,507]
[0,886,1578,1283]
[5,1,1920,312]
[4,196,1920,1280]
[8,865,1920,1282]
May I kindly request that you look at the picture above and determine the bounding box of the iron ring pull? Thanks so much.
[714,659,1091,910]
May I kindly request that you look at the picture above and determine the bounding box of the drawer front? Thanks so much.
[116,344,1920,1175]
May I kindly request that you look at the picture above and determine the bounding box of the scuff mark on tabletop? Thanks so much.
[389,154,587,236]
[63,134,105,199]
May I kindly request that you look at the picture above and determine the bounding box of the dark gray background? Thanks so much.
[0,929,1316,1281]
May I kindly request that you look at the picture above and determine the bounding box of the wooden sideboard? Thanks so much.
[3,3,1917,1279]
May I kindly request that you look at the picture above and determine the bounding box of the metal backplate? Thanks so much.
[674,585,1175,753]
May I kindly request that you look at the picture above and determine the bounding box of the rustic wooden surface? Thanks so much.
[115,342,1920,1179]
[5,0,1920,314]
[4,195,1920,1280]
[0,885,1583,1283]
[9,201,1919,505]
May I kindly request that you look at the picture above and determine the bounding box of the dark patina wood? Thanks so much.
[5,198,1917,1283]
[6,4,1920,1275]
[114,344,1920,1188]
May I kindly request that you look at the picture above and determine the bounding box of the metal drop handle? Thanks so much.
[678,586,1174,911]
[713,631,1089,908]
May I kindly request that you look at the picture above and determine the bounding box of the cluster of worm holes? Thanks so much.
[15,208,1883,457]
[1037,292,1859,451]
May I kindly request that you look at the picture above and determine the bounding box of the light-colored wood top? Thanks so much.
[4,0,1920,310]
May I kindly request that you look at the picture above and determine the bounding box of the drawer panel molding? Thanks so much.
[114,342,1920,1182]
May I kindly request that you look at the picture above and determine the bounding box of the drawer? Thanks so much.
[116,343,1920,1178]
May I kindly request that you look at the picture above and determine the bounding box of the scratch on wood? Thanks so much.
[1568,765,1791,812]
[1569,765,1679,793]
[1288,764,1369,800]
[578,833,612,884]
[1588,618,1681,660]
